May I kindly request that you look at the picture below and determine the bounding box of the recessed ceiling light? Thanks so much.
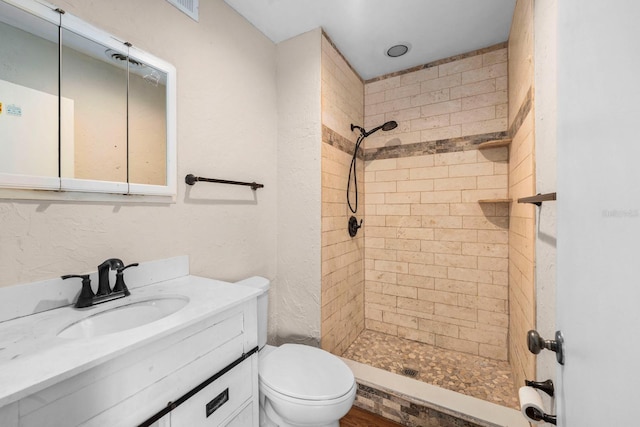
[386,43,411,58]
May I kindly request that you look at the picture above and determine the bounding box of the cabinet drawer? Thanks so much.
[170,356,253,426]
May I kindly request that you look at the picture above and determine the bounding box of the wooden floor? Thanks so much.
[340,406,403,427]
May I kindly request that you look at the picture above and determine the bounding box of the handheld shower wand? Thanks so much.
[347,120,398,236]
[351,121,398,138]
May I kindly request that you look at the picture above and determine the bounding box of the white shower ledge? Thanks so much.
[0,275,261,408]
[342,358,529,427]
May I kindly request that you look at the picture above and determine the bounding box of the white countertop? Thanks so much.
[0,275,261,408]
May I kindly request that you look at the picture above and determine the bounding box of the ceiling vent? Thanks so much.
[166,0,199,22]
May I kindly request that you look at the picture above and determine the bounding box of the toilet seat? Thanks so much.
[260,381,356,427]
[259,344,355,401]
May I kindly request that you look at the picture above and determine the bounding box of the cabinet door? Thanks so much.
[223,402,254,427]
[170,357,253,426]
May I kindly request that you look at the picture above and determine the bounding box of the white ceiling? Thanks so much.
[223,0,517,80]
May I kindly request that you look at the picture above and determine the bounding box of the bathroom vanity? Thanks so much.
[0,256,261,426]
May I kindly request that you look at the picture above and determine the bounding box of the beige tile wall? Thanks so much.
[322,35,364,145]
[363,48,508,150]
[363,148,509,360]
[361,46,511,361]
[320,34,365,355]
[508,0,537,389]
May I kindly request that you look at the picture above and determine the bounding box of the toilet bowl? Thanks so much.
[235,277,356,427]
[259,344,356,427]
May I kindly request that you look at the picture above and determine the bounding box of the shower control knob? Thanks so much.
[348,216,363,237]
[527,330,565,365]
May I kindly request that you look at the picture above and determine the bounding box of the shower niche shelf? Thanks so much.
[518,192,556,206]
[477,139,512,149]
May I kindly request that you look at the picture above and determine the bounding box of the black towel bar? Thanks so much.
[185,174,264,190]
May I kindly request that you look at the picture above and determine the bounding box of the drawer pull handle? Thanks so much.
[206,388,229,417]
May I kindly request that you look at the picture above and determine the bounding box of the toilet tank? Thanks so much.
[234,276,270,349]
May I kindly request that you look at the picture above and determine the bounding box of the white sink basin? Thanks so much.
[57,296,189,339]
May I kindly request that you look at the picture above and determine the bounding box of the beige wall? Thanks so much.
[128,72,167,186]
[0,0,279,329]
[320,35,365,355]
[276,28,323,346]
[508,0,537,389]
[362,47,510,360]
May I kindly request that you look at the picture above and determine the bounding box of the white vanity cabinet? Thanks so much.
[11,301,258,427]
[165,355,256,426]
[0,262,261,427]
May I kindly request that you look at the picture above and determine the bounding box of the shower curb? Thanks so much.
[341,358,528,427]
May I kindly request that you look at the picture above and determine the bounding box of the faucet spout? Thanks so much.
[97,258,124,296]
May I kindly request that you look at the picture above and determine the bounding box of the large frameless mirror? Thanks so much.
[0,0,176,198]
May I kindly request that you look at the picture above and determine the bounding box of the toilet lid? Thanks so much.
[259,344,355,401]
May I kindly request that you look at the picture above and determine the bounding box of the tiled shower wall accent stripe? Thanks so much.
[321,87,532,160]
[323,126,364,159]
[507,86,533,139]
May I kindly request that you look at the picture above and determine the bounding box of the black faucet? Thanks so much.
[62,259,139,308]
[97,258,124,296]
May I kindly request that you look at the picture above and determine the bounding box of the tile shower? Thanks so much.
[320,1,537,418]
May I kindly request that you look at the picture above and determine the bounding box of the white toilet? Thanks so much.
[236,277,356,427]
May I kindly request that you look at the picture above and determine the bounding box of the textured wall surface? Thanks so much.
[276,28,323,346]
[0,0,279,336]
[320,35,365,355]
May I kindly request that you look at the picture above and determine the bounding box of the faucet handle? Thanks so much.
[113,263,138,295]
[117,263,139,272]
[62,274,94,308]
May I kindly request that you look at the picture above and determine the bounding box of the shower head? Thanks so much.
[351,121,398,138]
[347,120,398,216]
[381,121,398,131]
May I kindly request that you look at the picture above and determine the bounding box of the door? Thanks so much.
[556,1,640,425]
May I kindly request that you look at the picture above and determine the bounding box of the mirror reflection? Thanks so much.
[129,61,167,186]
[0,2,59,179]
[61,28,128,184]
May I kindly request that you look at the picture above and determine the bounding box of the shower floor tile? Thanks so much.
[341,329,519,409]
